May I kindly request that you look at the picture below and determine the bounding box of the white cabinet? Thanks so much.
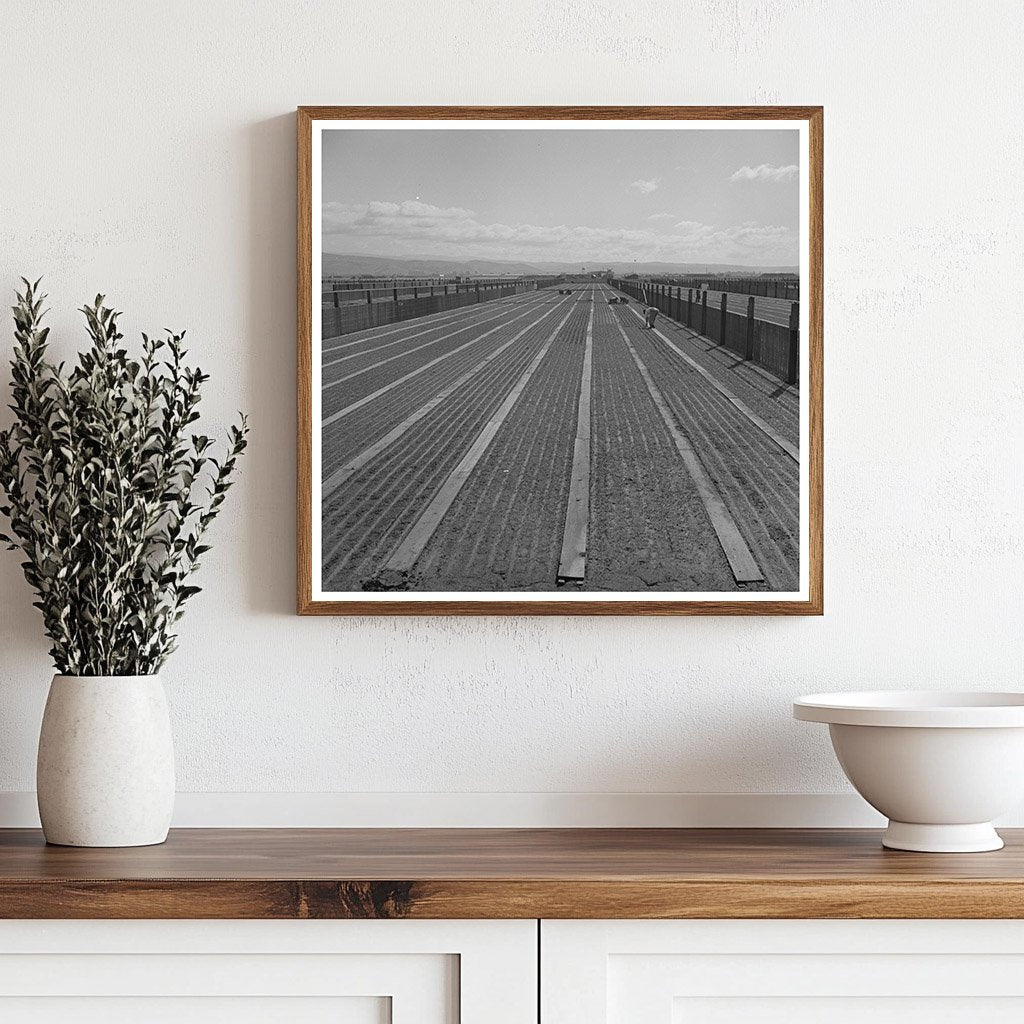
[0,920,536,1024]
[8,917,1024,1022]
[542,920,1024,1024]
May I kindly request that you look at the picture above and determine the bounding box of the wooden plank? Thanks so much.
[624,303,799,463]
[322,294,546,391]
[808,106,824,617]
[611,313,764,584]
[299,106,825,122]
[321,296,570,499]
[556,285,595,582]
[5,878,1024,921]
[321,300,551,429]
[3,828,1024,920]
[381,303,577,574]
[300,598,818,616]
[7,827,1024,881]
[788,298,800,385]
[296,108,314,614]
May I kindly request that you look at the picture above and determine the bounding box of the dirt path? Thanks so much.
[614,299,799,592]
[409,297,591,591]
[583,288,740,592]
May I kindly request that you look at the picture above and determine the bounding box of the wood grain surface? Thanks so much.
[296,105,823,616]
[1,827,1020,920]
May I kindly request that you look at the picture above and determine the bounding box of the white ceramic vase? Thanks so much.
[36,675,175,847]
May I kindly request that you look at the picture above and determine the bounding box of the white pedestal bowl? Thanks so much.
[794,691,1024,852]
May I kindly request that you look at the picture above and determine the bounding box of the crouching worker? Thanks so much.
[644,304,659,329]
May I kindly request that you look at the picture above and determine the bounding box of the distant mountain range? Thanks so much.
[322,252,798,279]
[322,253,542,277]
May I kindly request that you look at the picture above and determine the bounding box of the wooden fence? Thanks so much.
[321,280,535,339]
[649,274,799,300]
[612,279,799,385]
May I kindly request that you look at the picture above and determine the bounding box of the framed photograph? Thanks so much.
[298,106,822,615]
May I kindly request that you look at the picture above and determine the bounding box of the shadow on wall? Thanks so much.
[0,571,49,670]
[0,113,307,676]
[244,113,298,617]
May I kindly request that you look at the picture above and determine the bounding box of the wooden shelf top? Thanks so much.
[2,827,1023,919]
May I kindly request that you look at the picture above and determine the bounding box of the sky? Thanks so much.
[321,127,800,267]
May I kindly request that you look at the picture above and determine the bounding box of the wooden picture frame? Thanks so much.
[298,106,822,615]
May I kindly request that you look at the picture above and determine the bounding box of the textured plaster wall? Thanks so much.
[0,1,1021,812]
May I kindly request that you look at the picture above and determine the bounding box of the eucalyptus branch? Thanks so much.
[0,279,248,675]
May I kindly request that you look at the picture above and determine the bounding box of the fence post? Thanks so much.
[745,296,755,360]
[701,290,708,335]
[720,292,728,346]
[787,301,800,385]
[332,290,339,308]
[687,288,693,326]
[476,282,481,302]
[365,289,372,306]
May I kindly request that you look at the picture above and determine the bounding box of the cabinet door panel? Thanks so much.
[0,919,536,1024]
[0,996,389,1024]
[543,920,1024,1024]
[672,997,1024,1024]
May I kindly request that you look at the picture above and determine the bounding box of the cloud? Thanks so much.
[323,199,476,233]
[647,213,676,221]
[729,164,798,183]
[629,178,660,194]
[322,199,798,264]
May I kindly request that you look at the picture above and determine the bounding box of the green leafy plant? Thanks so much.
[0,279,248,676]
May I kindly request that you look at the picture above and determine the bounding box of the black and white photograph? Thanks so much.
[301,110,821,612]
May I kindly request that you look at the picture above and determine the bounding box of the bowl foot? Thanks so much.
[882,821,1004,853]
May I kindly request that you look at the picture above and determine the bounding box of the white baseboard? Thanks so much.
[3,791,1020,829]
[0,791,887,828]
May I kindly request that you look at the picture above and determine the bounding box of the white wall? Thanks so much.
[0,0,1021,826]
